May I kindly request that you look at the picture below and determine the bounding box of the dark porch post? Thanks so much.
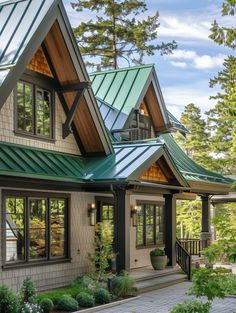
[201,195,211,248]
[113,186,130,272]
[164,194,176,267]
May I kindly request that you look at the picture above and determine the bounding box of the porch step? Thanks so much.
[135,272,187,294]
[133,267,184,282]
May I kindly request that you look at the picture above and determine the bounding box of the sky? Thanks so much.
[63,0,235,119]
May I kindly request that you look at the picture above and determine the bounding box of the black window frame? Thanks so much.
[14,71,55,142]
[136,202,164,248]
[2,190,70,269]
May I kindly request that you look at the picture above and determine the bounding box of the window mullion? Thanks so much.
[33,85,36,135]
[143,205,146,246]
[154,205,157,245]
[25,197,29,262]
[47,198,51,261]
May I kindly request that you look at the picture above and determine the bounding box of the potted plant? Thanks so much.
[150,248,167,270]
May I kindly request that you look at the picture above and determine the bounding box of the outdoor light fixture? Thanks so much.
[88,203,96,226]
[131,205,142,227]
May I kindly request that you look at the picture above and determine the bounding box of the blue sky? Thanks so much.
[63,0,235,119]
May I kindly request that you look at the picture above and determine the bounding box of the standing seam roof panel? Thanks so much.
[0,0,55,66]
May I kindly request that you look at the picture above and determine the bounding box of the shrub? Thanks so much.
[150,248,166,257]
[20,277,37,304]
[88,222,115,281]
[170,300,211,313]
[39,298,54,313]
[69,276,97,290]
[37,287,90,304]
[20,302,43,313]
[76,292,95,308]
[0,285,18,313]
[111,271,136,298]
[190,267,229,301]
[94,288,111,304]
[57,295,78,311]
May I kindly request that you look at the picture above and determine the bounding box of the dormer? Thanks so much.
[90,65,187,142]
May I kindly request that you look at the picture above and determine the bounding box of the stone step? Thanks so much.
[133,267,184,282]
[135,273,188,294]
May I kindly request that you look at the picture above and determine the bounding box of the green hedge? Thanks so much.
[37,287,90,304]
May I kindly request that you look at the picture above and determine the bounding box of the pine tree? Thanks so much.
[71,0,177,70]
[176,200,202,239]
[206,56,236,174]
[209,0,236,49]
[175,103,213,170]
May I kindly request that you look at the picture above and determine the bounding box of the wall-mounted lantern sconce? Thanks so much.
[88,203,96,226]
[131,205,142,227]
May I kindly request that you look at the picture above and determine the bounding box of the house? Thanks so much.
[0,0,231,291]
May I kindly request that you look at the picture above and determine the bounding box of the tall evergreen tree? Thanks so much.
[206,56,236,174]
[175,103,213,170]
[209,0,236,49]
[71,0,177,69]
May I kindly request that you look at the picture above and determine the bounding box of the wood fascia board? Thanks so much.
[160,148,190,188]
[57,2,113,155]
[151,70,171,128]
[188,180,231,195]
[0,1,59,110]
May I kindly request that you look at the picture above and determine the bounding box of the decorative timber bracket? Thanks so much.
[56,81,91,139]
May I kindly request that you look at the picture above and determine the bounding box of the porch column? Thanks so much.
[201,195,211,248]
[164,194,176,267]
[113,186,130,272]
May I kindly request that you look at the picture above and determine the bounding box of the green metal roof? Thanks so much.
[161,134,232,185]
[0,0,55,72]
[89,66,186,132]
[89,65,171,131]
[0,141,85,182]
[168,111,188,134]
[0,140,188,186]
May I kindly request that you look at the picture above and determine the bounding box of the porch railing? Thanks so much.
[176,238,192,280]
[178,238,209,256]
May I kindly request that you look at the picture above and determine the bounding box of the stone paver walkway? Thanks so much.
[97,282,236,313]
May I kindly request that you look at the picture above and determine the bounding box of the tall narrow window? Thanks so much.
[17,82,33,133]
[16,80,53,139]
[137,203,164,247]
[4,193,68,266]
[6,197,25,262]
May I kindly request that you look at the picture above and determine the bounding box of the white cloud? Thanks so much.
[159,16,211,41]
[163,83,216,118]
[169,49,197,60]
[167,49,226,70]
[193,54,226,69]
[170,61,187,68]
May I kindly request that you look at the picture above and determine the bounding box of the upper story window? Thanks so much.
[16,79,53,140]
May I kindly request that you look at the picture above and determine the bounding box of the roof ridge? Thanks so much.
[89,64,154,76]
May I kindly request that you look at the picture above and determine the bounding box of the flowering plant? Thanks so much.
[20,302,43,313]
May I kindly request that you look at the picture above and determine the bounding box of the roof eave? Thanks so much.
[187,179,231,195]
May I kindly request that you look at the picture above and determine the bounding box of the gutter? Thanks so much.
[129,180,191,191]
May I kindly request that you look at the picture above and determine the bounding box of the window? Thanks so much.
[16,80,53,139]
[4,193,68,265]
[137,203,163,247]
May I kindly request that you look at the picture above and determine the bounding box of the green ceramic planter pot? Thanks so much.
[150,255,167,270]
